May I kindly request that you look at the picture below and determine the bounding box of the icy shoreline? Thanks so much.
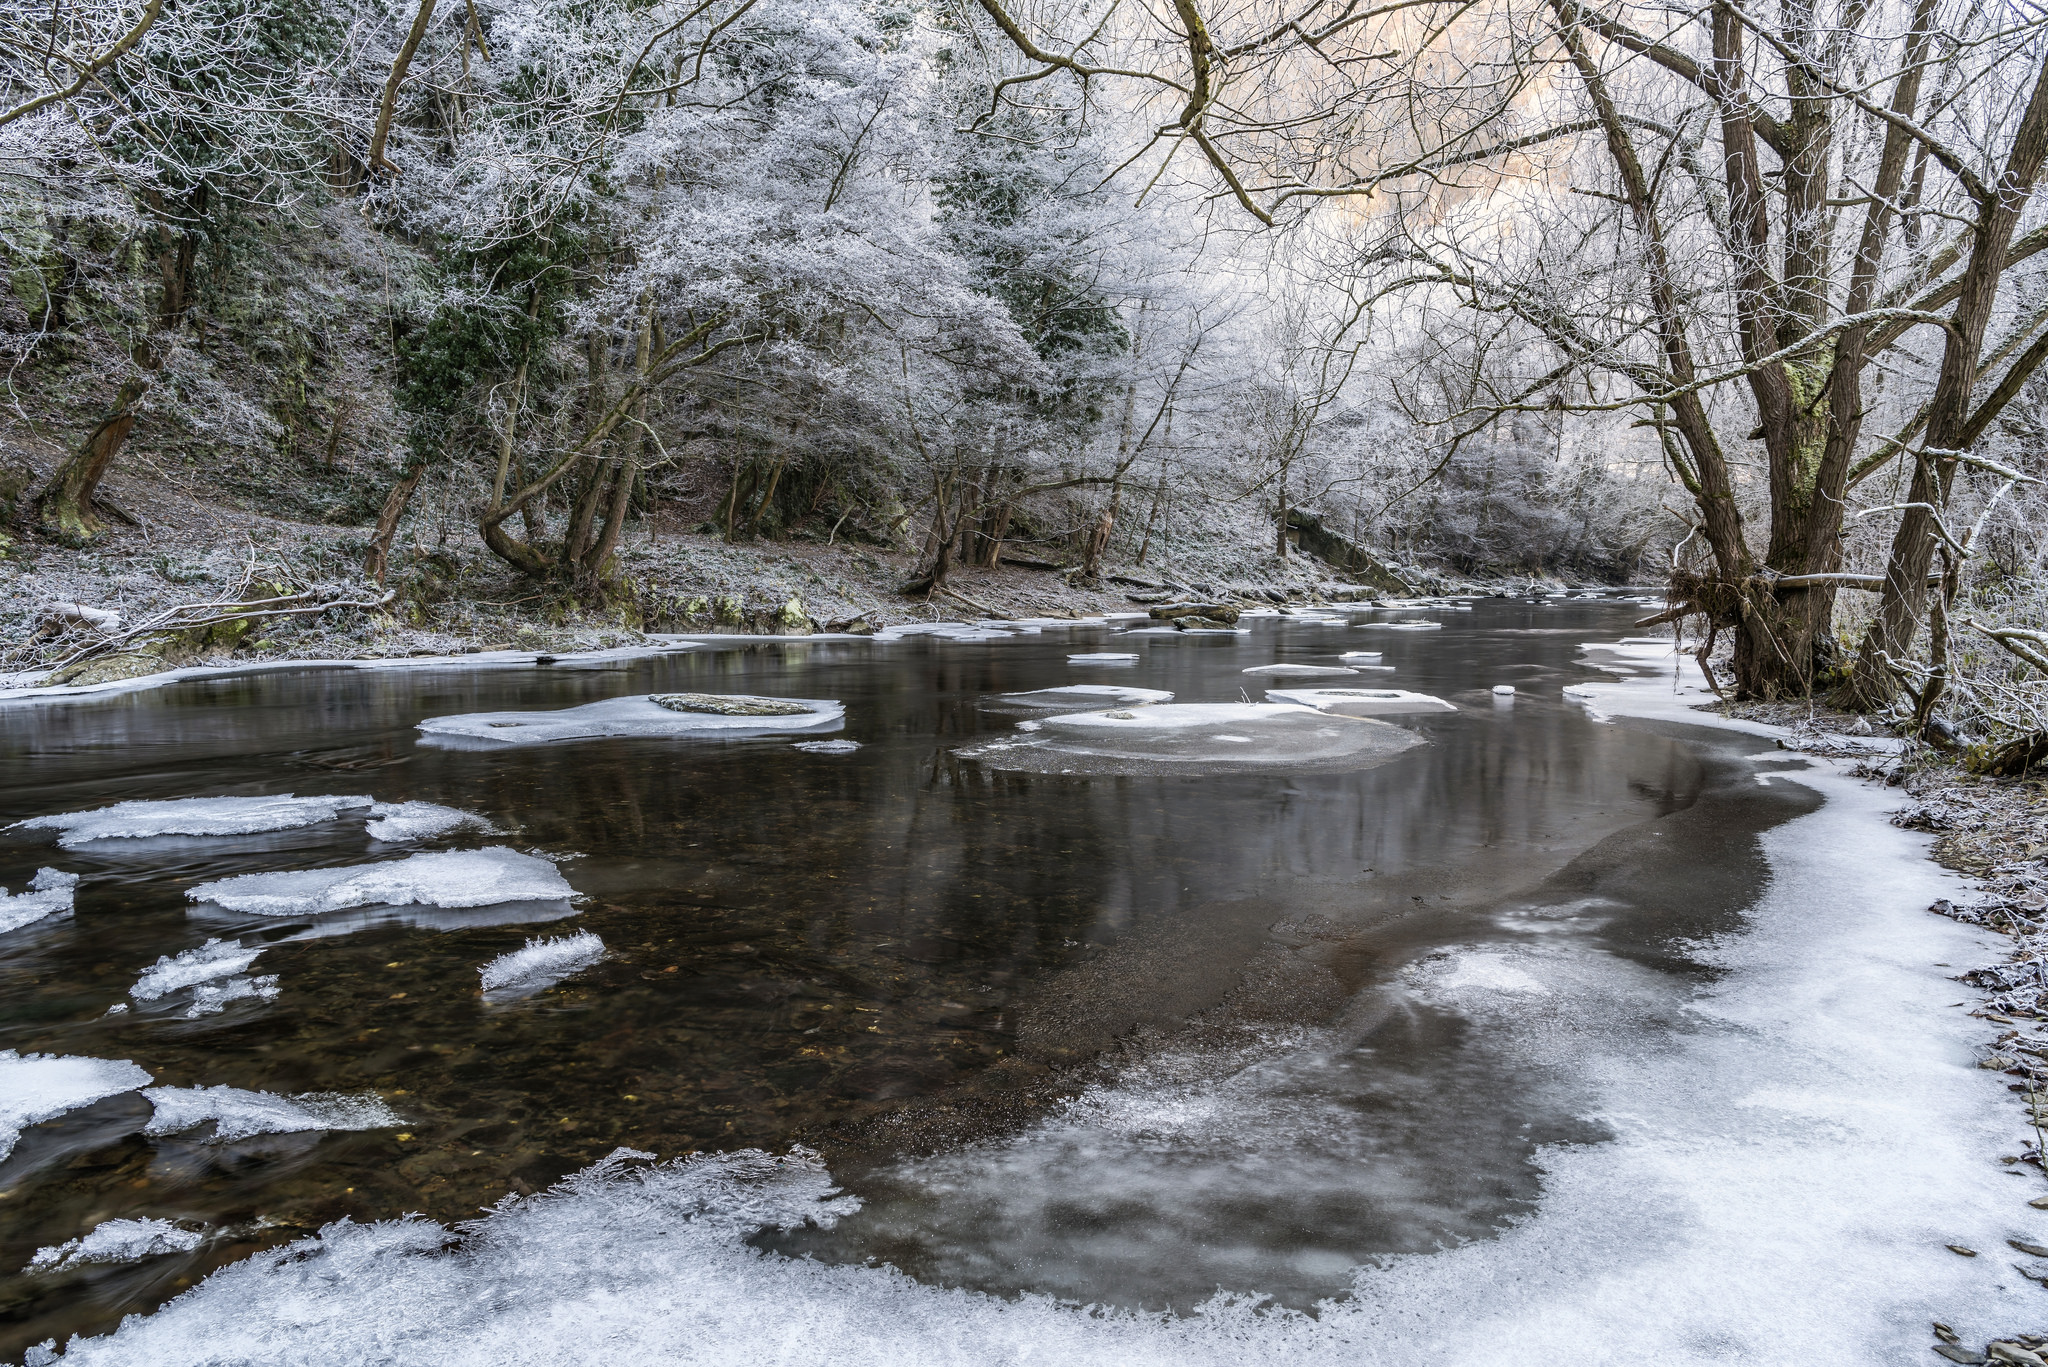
[28,638,2038,1366]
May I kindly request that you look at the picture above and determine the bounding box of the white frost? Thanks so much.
[142,1086,403,1142]
[417,695,843,747]
[13,795,373,847]
[187,848,575,917]
[131,939,264,1002]
[479,932,606,996]
[365,801,497,843]
[27,1218,203,1273]
[0,1051,153,1161]
[0,868,78,934]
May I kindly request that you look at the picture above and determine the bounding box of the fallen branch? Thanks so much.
[43,588,397,673]
[1965,619,2048,675]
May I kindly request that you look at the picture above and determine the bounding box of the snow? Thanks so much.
[1262,687,1458,716]
[186,848,575,917]
[26,1218,203,1273]
[0,1051,153,1161]
[794,740,861,754]
[986,685,1173,710]
[13,795,375,847]
[1240,665,1358,678]
[141,1086,404,1142]
[1069,653,1140,664]
[479,932,607,997]
[417,695,843,747]
[130,939,264,1001]
[0,869,78,934]
[365,802,497,842]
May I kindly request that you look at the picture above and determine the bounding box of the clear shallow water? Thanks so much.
[0,599,1818,1354]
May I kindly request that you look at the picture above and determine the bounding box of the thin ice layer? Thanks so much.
[13,795,373,847]
[417,695,843,747]
[1262,687,1458,716]
[1240,665,1357,678]
[142,1085,403,1142]
[130,939,264,1001]
[27,1218,203,1272]
[984,685,1173,711]
[794,740,861,755]
[0,868,78,934]
[0,1050,153,1161]
[961,703,1424,776]
[479,932,606,996]
[183,975,280,1018]
[1068,653,1139,664]
[365,801,497,842]
[186,848,574,917]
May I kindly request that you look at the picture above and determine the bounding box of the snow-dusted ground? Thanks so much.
[185,848,575,917]
[27,636,2037,1366]
[0,1053,153,1162]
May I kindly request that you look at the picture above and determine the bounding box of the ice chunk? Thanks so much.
[960,703,1424,776]
[984,685,1173,712]
[142,1085,403,1142]
[1239,664,1357,678]
[1492,685,1516,697]
[131,939,264,1002]
[1338,651,1383,662]
[364,801,496,843]
[0,1050,153,1161]
[1264,687,1458,716]
[793,740,861,755]
[14,795,373,847]
[183,976,280,1018]
[27,1218,203,1273]
[1068,653,1139,664]
[479,931,606,997]
[187,848,575,917]
[1356,621,1443,631]
[0,868,77,934]
[417,695,842,747]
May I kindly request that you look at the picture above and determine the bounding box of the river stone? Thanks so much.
[649,693,815,717]
[1935,1348,1989,1366]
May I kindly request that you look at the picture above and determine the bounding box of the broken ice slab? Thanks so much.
[0,869,77,935]
[13,795,374,847]
[983,685,1173,713]
[141,1085,403,1142]
[959,702,1423,776]
[186,848,575,917]
[1262,687,1458,716]
[1240,664,1358,678]
[416,694,843,747]
[0,1050,153,1161]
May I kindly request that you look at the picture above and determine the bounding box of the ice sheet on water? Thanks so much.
[479,931,606,998]
[1356,621,1442,631]
[26,1218,203,1273]
[417,695,842,747]
[793,740,860,754]
[1263,687,1457,716]
[0,1050,152,1161]
[186,848,575,917]
[142,1085,403,1142]
[1240,664,1357,678]
[183,975,280,1018]
[13,795,373,847]
[130,938,264,1001]
[984,684,1173,712]
[365,801,497,843]
[1068,653,1139,664]
[1338,651,1383,662]
[0,868,77,934]
[961,703,1424,777]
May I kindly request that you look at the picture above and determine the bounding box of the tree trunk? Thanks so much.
[36,376,148,545]
[368,0,438,176]
[365,461,426,585]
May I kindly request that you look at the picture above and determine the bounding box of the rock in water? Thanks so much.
[1147,602,1241,625]
[650,693,815,716]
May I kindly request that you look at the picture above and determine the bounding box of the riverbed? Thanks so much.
[0,599,2030,1364]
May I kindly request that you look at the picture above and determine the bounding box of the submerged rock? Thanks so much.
[650,693,816,717]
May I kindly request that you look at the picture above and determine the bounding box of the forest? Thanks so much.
[2,0,2046,744]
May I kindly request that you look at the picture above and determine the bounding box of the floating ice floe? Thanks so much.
[479,931,606,998]
[416,694,843,747]
[14,795,374,848]
[1356,621,1443,631]
[1067,653,1139,665]
[871,622,1014,643]
[364,801,496,843]
[187,848,575,918]
[0,1050,153,1161]
[1239,664,1357,679]
[793,740,860,755]
[982,685,1173,713]
[0,869,78,934]
[142,1086,403,1143]
[1338,651,1383,663]
[27,1218,204,1273]
[182,976,281,1018]
[1262,687,1458,717]
[131,939,264,1002]
[959,702,1423,776]
[1492,685,1516,698]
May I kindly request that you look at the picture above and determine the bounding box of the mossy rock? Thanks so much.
[49,649,169,687]
[714,594,745,627]
[649,693,814,717]
[775,595,812,634]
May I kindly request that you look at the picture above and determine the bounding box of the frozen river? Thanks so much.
[0,598,2030,1364]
